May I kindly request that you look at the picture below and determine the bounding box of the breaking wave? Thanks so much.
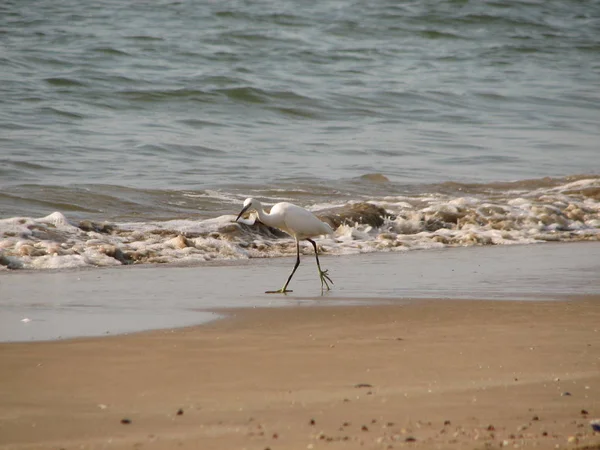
[1,177,599,270]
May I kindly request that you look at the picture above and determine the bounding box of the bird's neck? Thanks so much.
[255,206,277,228]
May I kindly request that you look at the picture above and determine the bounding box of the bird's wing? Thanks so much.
[284,204,332,239]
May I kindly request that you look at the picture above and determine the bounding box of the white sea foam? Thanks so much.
[1,178,599,270]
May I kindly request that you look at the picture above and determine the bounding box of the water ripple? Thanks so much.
[0,0,598,196]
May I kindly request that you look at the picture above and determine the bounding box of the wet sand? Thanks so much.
[1,298,599,449]
[2,241,600,342]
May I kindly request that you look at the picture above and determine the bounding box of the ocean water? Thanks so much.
[1,0,599,270]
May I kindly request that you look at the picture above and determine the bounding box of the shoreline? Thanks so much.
[1,298,599,449]
[2,241,600,343]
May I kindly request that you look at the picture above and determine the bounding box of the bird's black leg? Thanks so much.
[307,239,333,291]
[266,239,300,293]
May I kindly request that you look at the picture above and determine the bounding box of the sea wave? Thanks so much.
[1,177,598,271]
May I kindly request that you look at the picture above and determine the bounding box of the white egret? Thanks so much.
[236,198,334,293]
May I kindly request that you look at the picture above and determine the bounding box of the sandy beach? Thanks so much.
[1,297,599,450]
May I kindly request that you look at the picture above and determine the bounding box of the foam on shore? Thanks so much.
[1,177,598,270]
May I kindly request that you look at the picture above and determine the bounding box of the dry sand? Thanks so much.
[1,298,599,450]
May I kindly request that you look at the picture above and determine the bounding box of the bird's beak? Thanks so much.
[236,204,251,222]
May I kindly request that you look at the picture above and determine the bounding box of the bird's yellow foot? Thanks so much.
[265,288,293,294]
[319,269,333,291]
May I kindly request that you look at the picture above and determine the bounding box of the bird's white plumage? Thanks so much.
[235,198,334,293]
[239,198,333,240]
[273,202,332,239]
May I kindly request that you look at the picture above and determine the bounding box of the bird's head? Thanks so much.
[236,198,256,222]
